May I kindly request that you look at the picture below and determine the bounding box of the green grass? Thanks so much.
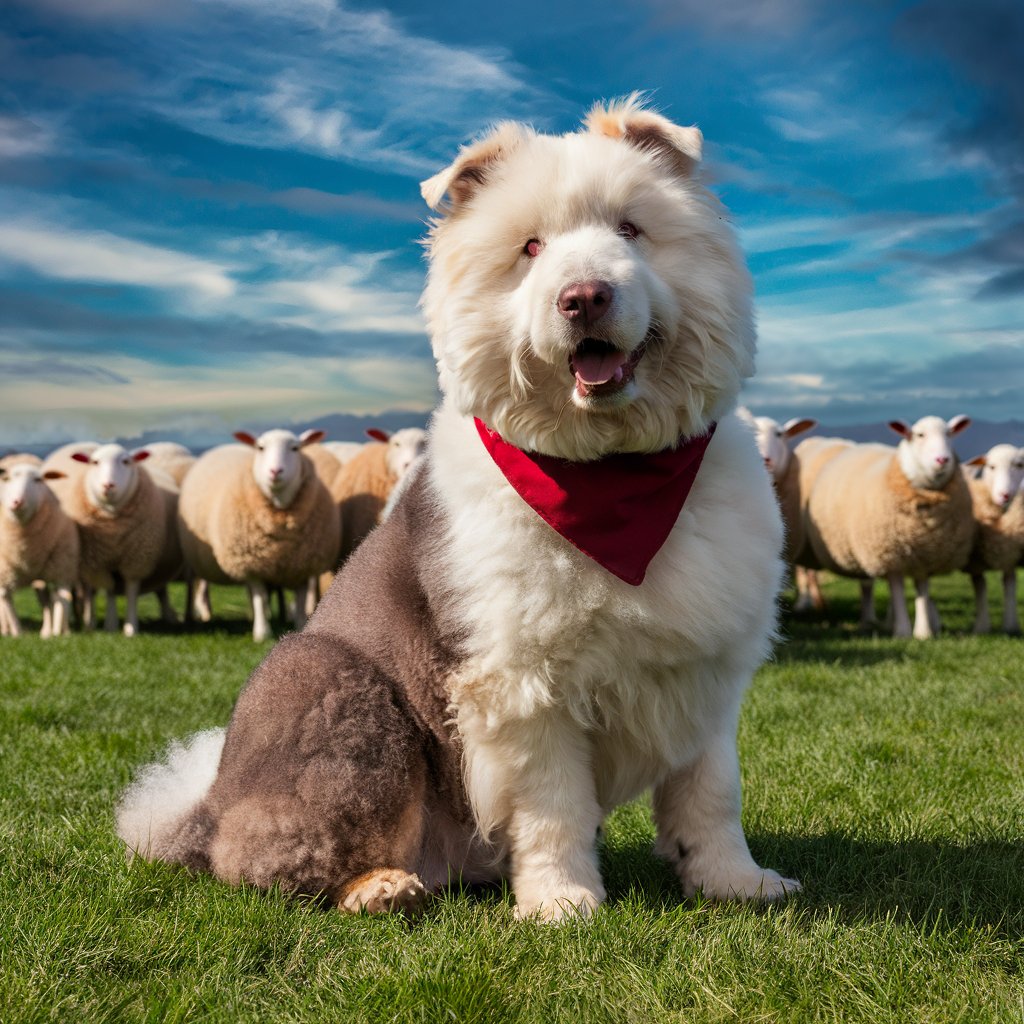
[2,576,1023,1023]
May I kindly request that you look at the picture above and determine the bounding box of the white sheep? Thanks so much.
[321,441,365,465]
[739,410,820,610]
[315,427,427,600]
[56,444,174,637]
[805,414,974,638]
[177,428,340,642]
[962,444,1024,634]
[0,462,79,638]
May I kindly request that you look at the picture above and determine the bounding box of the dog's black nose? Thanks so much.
[557,280,614,324]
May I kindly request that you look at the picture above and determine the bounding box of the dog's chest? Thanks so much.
[429,410,783,727]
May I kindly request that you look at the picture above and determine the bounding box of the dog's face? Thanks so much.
[421,97,756,460]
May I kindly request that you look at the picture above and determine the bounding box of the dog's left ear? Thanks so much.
[584,93,702,177]
[420,121,531,212]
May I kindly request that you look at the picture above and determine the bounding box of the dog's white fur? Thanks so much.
[420,96,798,920]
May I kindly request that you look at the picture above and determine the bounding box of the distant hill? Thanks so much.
[805,419,1024,453]
[4,413,1022,460]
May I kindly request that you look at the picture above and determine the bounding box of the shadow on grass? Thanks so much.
[600,830,1024,937]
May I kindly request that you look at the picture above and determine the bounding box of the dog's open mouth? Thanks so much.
[569,338,645,399]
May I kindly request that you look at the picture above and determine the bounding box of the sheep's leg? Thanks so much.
[52,586,73,636]
[104,588,119,632]
[0,593,10,636]
[192,578,212,623]
[792,566,812,612]
[292,581,309,632]
[1002,569,1020,635]
[912,578,936,639]
[858,579,876,630]
[304,576,319,618]
[34,582,53,639]
[122,580,141,637]
[251,581,271,643]
[808,570,826,611]
[654,724,800,904]
[81,585,95,631]
[888,574,912,638]
[928,596,941,635]
[971,574,991,634]
[0,587,20,637]
[156,585,179,625]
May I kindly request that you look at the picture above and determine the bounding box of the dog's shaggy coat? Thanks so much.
[118,97,798,920]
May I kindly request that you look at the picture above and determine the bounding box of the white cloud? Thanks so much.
[0,115,54,159]
[0,223,236,297]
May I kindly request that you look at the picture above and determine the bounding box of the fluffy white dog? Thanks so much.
[117,96,798,921]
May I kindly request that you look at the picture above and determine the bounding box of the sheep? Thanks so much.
[962,444,1024,635]
[314,427,427,600]
[0,462,80,638]
[57,444,174,637]
[321,441,365,465]
[143,441,195,487]
[739,410,821,610]
[177,428,340,642]
[805,414,974,639]
[0,452,42,472]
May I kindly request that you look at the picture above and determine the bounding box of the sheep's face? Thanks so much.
[234,428,325,510]
[420,98,755,460]
[74,444,148,512]
[747,415,817,482]
[0,464,63,523]
[385,429,427,481]
[972,444,1024,510]
[889,415,970,490]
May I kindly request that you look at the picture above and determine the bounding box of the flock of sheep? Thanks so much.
[743,410,1024,638]
[0,427,425,641]
[2,411,1023,643]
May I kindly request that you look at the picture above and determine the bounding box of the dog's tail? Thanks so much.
[115,728,225,865]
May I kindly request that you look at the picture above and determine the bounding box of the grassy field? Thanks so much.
[2,575,1023,1023]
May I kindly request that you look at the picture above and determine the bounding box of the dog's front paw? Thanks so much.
[684,864,801,903]
[513,886,603,923]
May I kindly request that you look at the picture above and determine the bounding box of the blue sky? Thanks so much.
[1,0,1021,446]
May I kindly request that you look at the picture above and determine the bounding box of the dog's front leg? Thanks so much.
[652,729,800,903]
[498,711,605,922]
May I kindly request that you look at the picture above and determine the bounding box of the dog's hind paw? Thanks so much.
[688,866,801,903]
[513,886,603,923]
[339,868,427,917]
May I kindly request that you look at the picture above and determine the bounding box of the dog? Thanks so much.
[117,95,799,921]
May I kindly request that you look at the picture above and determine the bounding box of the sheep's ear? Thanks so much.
[782,418,817,439]
[71,451,92,464]
[299,429,325,447]
[947,414,971,436]
[0,467,6,479]
[365,428,390,443]
[43,470,66,480]
[887,420,912,439]
[233,431,258,447]
[420,121,530,211]
[131,449,150,463]
[584,93,702,177]
[965,455,986,466]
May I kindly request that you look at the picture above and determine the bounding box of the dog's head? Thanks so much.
[421,95,756,461]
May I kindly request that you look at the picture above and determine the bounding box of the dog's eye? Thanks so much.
[617,222,640,240]
[523,239,542,258]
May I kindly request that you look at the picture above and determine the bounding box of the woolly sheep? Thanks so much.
[739,410,820,609]
[0,463,79,638]
[0,452,42,472]
[962,444,1024,635]
[57,444,175,637]
[177,428,339,642]
[332,427,427,563]
[805,414,974,639]
[143,441,195,487]
[321,441,365,465]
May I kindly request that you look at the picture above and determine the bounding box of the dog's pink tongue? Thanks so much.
[572,349,628,385]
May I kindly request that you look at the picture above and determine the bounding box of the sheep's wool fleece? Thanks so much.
[807,443,974,579]
[68,468,167,589]
[210,456,340,587]
[966,479,1024,574]
[0,488,79,589]
[331,443,393,563]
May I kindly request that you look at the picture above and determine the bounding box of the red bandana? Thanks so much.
[474,417,717,586]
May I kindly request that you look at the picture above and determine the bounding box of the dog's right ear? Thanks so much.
[420,122,531,212]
